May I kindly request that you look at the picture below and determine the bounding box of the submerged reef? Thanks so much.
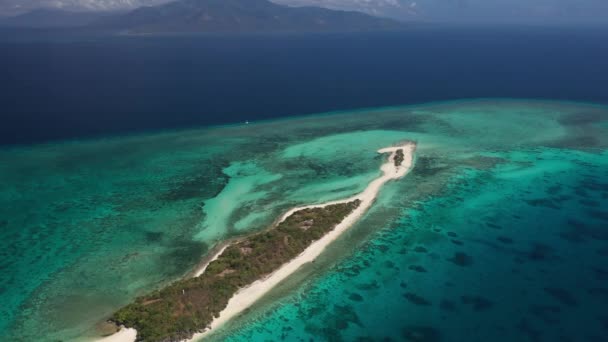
[2,99,608,342]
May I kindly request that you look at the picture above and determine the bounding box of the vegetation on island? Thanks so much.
[394,149,405,167]
[111,200,361,342]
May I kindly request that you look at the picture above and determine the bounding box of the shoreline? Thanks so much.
[98,142,416,342]
[191,242,232,278]
[97,328,137,342]
[189,142,416,341]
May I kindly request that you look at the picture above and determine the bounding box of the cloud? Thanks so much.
[0,0,173,15]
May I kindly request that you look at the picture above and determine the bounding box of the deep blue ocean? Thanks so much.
[1,26,608,145]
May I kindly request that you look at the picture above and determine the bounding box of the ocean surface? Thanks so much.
[1,28,608,342]
[1,27,608,146]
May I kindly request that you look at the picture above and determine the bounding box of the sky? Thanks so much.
[1,0,607,25]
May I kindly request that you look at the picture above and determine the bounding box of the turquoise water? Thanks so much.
[1,100,607,341]
[212,148,608,342]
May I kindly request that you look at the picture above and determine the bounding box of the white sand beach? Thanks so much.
[97,327,137,342]
[97,142,416,342]
[189,142,416,341]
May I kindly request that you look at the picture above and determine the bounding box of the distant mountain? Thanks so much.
[273,0,417,21]
[94,0,403,33]
[0,9,118,28]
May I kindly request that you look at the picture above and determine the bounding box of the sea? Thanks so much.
[0,26,607,342]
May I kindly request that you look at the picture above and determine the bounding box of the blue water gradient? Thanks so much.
[1,28,608,146]
[216,148,608,341]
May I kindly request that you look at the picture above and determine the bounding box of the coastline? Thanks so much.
[189,142,416,341]
[97,328,137,342]
[191,243,231,278]
[98,142,416,342]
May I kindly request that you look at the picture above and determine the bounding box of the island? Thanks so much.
[394,148,405,167]
[102,142,416,342]
[93,0,402,34]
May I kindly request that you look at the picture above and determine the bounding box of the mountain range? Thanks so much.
[0,0,403,33]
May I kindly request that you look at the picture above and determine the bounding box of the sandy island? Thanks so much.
[100,142,416,342]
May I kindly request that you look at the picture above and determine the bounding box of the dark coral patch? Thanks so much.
[334,319,348,330]
[599,316,608,331]
[413,156,449,177]
[485,222,502,229]
[579,199,600,207]
[447,252,473,267]
[559,230,585,243]
[161,166,228,202]
[447,232,458,238]
[527,243,559,261]
[543,287,578,307]
[588,288,608,297]
[145,231,164,243]
[558,110,605,125]
[401,325,441,342]
[525,198,561,210]
[529,305,561,325]
[450,239,464,246]
[348,293,364,302]
[332,304,362,329]
[376,244,390,252]
[439,299,456,312]
[414,246,428,253]
[355,281,380,291]
[517,318,542,342]
[580,178,608,192]
[593,267,608,280]
[408,265,427,273]
[546,184,562,195]
[403,293,432,306]
[497,236,514,244]
[461,295,494,311]
[342,264,363,277]
[559,218,608,243]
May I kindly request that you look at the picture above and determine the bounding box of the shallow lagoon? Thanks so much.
[1,100,607,341]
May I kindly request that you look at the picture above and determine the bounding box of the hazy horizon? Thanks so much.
[1,0,608,27]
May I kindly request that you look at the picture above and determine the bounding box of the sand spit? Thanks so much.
[97,142,416,342]
[96,327,137,342]
[189,142,415,341]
